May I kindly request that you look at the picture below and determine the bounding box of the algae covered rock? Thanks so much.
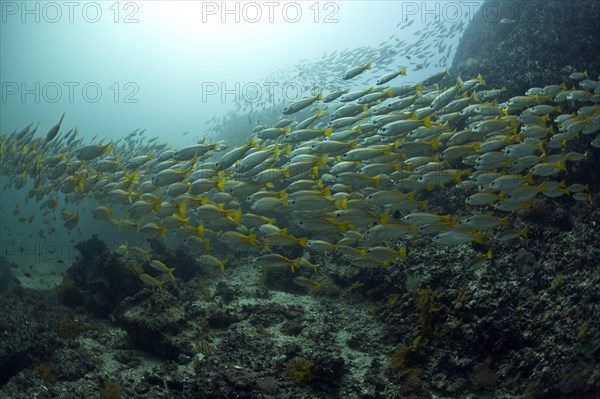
[112,289,194,359]
[451,0,600,96]
[60,235,142,317]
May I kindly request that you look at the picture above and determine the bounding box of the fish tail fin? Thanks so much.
[454,170,462,183]
[338,221,349,233]
[298,237,308,248]
[317,155,328,167]
[423,116,431,128]
[334,198,348,210]
[216,177,225,192]
[430,138,439,150]
[538,141,546,154]
[153,198,162,212]
[519,227,528,239]
[196,224,204,238]
[248,233,257,245]
[290,259,299,273]
[473,231,484,244]
[399,247,407,261]
[178,201,186,218]
[128,171,139,183]
[380,213,388,226]
[249,136,257,148]
[231,208,243,226]
[525,171,534,184]
[373,175,381,189]
[271,145,280,162]
[311,165,319,179]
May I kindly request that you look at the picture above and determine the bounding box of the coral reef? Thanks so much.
[65,235,142,316]
[450,0,600,98]
[0,257,17,294]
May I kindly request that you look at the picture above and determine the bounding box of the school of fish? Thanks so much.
[1,65,599,290]
[207,10,467,135]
